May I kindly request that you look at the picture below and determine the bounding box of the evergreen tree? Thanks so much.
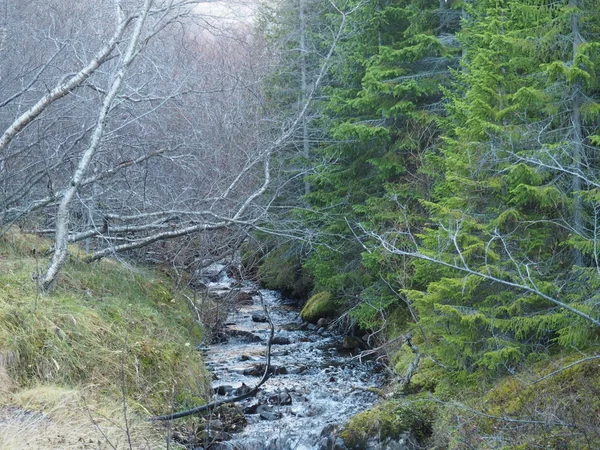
[304,0,460,326]
[404,0,600,374]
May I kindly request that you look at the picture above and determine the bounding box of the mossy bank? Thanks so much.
[0,230,209,449]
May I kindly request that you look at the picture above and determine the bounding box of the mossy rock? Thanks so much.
[300,292,338,324]
[339,400,433,450]
[257,243,313,299]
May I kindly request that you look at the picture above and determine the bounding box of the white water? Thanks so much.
[205,286,385,450]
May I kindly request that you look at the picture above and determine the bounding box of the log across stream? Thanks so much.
[202,284,385,450]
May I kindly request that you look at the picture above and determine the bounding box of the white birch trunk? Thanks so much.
[41,0,154,292]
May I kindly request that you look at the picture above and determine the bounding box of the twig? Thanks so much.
[149,292,275,421]
[531,355,600,385]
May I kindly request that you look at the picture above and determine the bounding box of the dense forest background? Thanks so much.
[1,0,600,448]
[255,0,600,446]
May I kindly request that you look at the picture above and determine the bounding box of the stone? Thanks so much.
[226,329,262,343]
[243,402,260,414]
[270,336,291,345]
[214,385,232,396]
[268,391,292,406]
[317,318,329,328]
[251,313,268,323]
[230,382,252,396]
[243,365,265,377]
[342,335,367,350]
[257,405,282,421]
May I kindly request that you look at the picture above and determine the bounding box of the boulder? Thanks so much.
[300,292,338,324]
[257,405,282,421]
[342,335,367,350]
[317,318,329,328]
[268,391,292,406]
[270,336,291,345]
[251,313,268,323]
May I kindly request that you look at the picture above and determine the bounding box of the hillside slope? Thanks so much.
[0,230,208,449]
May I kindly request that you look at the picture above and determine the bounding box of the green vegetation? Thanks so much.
[256,242,313,300]
[0,230,208,448]
[256,0,600,447]
[299,291,338,323]
[340,399,433,449]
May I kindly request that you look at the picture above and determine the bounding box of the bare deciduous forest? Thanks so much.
[1,0,600,449]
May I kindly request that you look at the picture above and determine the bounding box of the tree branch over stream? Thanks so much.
[150,292,275,421]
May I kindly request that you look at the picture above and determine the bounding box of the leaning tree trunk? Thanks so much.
[41,0,153,292]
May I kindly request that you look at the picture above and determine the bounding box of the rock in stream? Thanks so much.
[201,283,385,450]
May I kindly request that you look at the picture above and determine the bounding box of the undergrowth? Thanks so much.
[0,230,209,448]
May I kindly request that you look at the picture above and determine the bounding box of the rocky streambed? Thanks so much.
[192,273,385,450]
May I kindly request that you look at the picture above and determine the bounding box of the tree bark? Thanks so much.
[570,0,585,267]
[0,13,132,154]
[41,0,154,292]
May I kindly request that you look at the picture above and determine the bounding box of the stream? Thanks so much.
[199,271,385,450]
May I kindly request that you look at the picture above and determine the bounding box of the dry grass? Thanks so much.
[0,385,177,449]
[0,230,208,449]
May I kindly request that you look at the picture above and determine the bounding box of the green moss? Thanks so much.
[257,243,312,299]
[300,291,338,323]
[340,399,433,449]
[0,230,209,414]
[428,353,600,449]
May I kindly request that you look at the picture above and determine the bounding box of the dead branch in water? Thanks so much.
[150,292,274,421]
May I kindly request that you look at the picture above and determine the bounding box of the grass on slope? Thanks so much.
[0,230,209,448]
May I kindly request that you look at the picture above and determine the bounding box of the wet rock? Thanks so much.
[251,313,268,323]
[243,402,260,414]
[270,336,291,345]
[226,329,262,343]
[317,327,328,336]
[342,335,367,350]
[243,364,287,376]
[307,323,318,331]
[243,365,265,377]
[214,385,232,396]
[317,424,347,450]
[317,318,329,328]
[230,383,253,397]
[268,391,292,406]
[257,405,282,421]
[271,365,288,375]
[288,365,308,375]
[196,263,227,284]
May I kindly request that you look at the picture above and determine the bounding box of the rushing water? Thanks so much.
[203,281,385,450]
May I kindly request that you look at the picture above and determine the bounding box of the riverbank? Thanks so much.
[0,230,208,449]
